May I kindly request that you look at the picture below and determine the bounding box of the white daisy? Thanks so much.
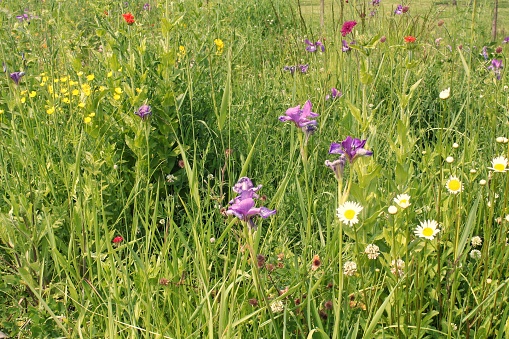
[445,176,462,194]
[490,156,508,172]
[414,220,440,240]
[394,194,411,209]
[336,201,363,226]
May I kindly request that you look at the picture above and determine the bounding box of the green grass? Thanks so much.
[1,0,509,338]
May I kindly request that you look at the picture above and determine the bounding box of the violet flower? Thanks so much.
[9,71,25,85]
[394,5,403,14]
[305,39,325,52]
[325,156,346,180]
[135,104,152,119]
[299,64,309,73]
[326,88,342,100]
[329,136,373,163]
[226,177,276,229]
[341,21,357,37]
[143,3,150,10]
[482,46,488,60]
[504,37,509,44]
[279,100,319,128]
[488,59,503,80]
[283,66,296,75]
[372,0,380,5]
[342,40,351,52]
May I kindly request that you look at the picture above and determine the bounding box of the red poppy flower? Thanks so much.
[404,36,416,43]
[113,236,124,243]
[122,13,135,25]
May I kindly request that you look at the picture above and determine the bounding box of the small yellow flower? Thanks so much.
[42,76,48,82]
[62,97,70,104]
[0,109,4,115]
[113,94,121,101]
[20,90,28,96]
[107,71,113,78]
[179,45,186,55]
[135,88,142,93]
[20,97,26,103]
[214,38,224,55]
[29,91,36,98]
[84,116,92,124]
[99,86,107,92]
[89,112,96,117]
[72,89,79,96]
[48,85,54,94]
[114,87,122,94]
[117,67,123,72]
[60,76,68,82]
[86,74,95,81]
[53,78,59,83]
[77,71,83,77]
[60,88,68,94]
[78,102,85,108]
[69,80,78,86]
[81,84,91,96]
[46,106,55,115]
[40,82,46,87]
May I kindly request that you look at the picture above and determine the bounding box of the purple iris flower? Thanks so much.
[503,37,509,44]
[226,177,276,229]
[342,40,351,52]
[135,104,152,119]
[482,46,488,60]
[394,5,403,14]
[488,59,503,80]
[325,156,346,180]
[305,39,325,52]
[283,66,296,75]
[9,71,25,85]
[279,100,319,128]
[326,88,342,100]
[226,198,276,229]
[329,136,373,163]
[299,64,309,73]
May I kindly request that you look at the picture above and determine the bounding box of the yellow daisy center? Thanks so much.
[344,209,356,220]
[400,199,407,205]
[494,163,506,171]
[448,180,461,191]
[422,227,434,237]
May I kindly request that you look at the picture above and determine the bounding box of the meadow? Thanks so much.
[0,0,508,338]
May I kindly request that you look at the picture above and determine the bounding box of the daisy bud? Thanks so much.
[388,205,398,214]
[445,156,454,163]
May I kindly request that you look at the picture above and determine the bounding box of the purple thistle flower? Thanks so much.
[342,40,351,52]
[325,156,346,180]
[135,104,152,119]
[279,100,319,128]
[341,21,357,37]
[504,37,509,44]
[394,5,403,14]
[9,71,25,85]
[329,136,373,163]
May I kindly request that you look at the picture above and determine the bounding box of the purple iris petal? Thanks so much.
[135,104,152,119]
[305,39,325,52]
[504,37,509,44]
[488,59,503,80]
[283,66,296,75]
[279,100,319,129]
[342,40,351,52]
[299,64,309,73]
[143,3,150,10]
[329,136,373,163]
[325,156,346,180]
[9,71,24,85]
[394,4,403,14]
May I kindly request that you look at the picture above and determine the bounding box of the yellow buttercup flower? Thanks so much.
[113,94,121,101]
[179,45,186,55]
[81,84,91,96]
[84,116,92,124]
[60,76,68,83]
[77,71,83,76]
[72,89,79,96]
[86,74,95,81]
[20,97,26,103]
[99,86,107,92]
[78,102,85,108]
[214,38,224,55]
[46,106,55,114]
[114,87,122,94]
[62,98,70,104]
[0,109,4,114]
[89,112,96,117]
[107,71,113,78]
[29,91,36,98]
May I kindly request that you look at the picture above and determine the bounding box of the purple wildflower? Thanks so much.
[394,5,403,14]
[143,3,150,10]
[342,40,351,52]
[329,136,373,163]
[135,104,152,119]
[226,177,276,229]
[325,156,346,180]
[326,88,342,100]
[299,64,309,73]
[305,39,325,52]
[279,100,319,128]
[372,0,380,5]
[283,66,296,75]
[482,46,488,60]
[488,59,503,80]
[341,21,357,37]
[504,37,509,44]
[9,71,25,85]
